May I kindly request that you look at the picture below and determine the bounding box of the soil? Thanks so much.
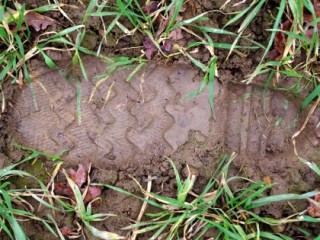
[2,0,320,239]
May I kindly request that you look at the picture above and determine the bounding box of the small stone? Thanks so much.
[93,169,118,185]
[271,224,286,233]
[202,1,214,9]
[304,172,316,185]
[99,29,117,47]
[82,30,99,50]
[168,178,176,190]
[159,161,170,173]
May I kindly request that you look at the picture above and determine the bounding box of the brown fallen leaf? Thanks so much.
[161,40,172,52]
[307,193,320,217]
[60,226,75,236]
[84,186,102,205]
[142,4,186,60]
[69,163,88,188]
[142,1,160,14]
[54,163,102,206]
[270,0,320,59]
[269,19,292,59]
[143,36,158,60]
[25,11,55,32]
[54,182,74,198]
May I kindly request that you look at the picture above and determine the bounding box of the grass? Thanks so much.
[2,0,320,239]
[1,0,265,118]
[60,168,124,239]
[2,145,320,239]
[2,1,320,114]
[104,154,320,239]
[86,0,265,114]
[0,145,124,240]
[0,147,62,239]
[231,0,320,110]
[0,2,85,110]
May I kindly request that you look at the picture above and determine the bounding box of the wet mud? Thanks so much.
[9,57,320,234]
[4,0,320,238]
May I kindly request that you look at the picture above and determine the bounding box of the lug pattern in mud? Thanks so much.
[13,58,299,169]
[13,59,212,168]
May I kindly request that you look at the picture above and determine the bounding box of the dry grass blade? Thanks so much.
[130,175,152,240]
[292,97,320,156]
[103,81,115,107]
[0,86,5,113]
[38,161,63,213]
[35,80,54,109]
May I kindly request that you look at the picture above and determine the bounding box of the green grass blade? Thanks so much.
[126,62,145,82]
[49,25,85,39]
[223,3,253,28]
[38,49,57,69]
[32,4,62,12]
[23,64,38,111]
[165,0,183,33]
[301,85,320,109]
[260,231,290,240]
[248,191,319,209]
[82,0,97,23]
[238,0,266,33]
[208,57,217,116]
[261,0,286,60]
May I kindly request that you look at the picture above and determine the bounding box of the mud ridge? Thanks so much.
[12,58,212,169]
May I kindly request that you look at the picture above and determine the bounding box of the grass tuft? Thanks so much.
[104,153,319,239]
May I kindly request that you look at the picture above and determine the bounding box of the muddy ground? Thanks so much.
[2,0,320,239]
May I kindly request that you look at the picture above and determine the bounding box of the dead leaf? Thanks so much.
[154,15,169,39]
[314,0,320,11]
[161,41,172,52]
[142,4,185,60]
[307,194,320,217]
[69,163,87,188]
[84,186,102,205]
[25,11,55,32]
[269,19,292,59]
[54,163,102,206]
[54,182,74,197]
[60,226,74,236]
[202,191,217,201]
[143,36,158,60]
[142,1,160,14]
[270,0,320,59]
